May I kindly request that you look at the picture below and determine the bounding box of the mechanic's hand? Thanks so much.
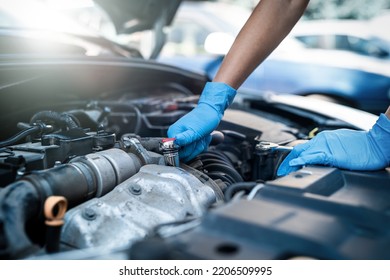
[168,82,236,162]
[277,113,390,176]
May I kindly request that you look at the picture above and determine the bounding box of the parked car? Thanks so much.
[0,0,389,261]
[369,9,390,43]
[291,19,390,59]
[158,1,390,115]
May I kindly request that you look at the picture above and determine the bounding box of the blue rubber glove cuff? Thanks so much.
[370,113,390,165]
[198,82,237,118]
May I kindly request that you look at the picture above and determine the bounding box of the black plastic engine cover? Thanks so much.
[161,166,390,259]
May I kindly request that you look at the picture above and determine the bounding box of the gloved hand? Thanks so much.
[277,113,390,176]
[167,82,236,162]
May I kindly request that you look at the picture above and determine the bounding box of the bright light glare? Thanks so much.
[204,32,234,55]
[44,0,94,10]
[0,0,94,35]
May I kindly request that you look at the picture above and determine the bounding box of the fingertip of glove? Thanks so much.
[167,126,178,139]
[276,169,287,177]
[172,134,185,146]
[289,157,306,166]
[174,131,196,146]
[276,165,295,177]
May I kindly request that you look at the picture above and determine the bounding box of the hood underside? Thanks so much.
[94,0,181,34]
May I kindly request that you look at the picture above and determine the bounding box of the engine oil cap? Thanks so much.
[160,138,180,167]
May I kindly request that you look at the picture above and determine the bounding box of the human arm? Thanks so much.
[168,0,310,161]
[277,106,390,176]
[214,0,310,88]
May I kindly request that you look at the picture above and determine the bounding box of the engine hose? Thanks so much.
[191,151,244,186]
[98,102,142,134]
[0,181,41,259]
[0,148,145,259]
[0,126,41,148]
[30,111,80,130]
[223,181,258,202]
[197,150,233,164]
[126,105,142,135]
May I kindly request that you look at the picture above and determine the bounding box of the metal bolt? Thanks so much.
[130,184,142,195]
[82,208,97,220]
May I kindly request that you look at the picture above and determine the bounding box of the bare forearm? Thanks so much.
[386,106,390,119]
[213,0,309,89]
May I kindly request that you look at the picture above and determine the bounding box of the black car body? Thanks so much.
[0,0,389,260]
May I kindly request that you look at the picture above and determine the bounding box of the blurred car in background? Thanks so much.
[158,1,390,114]
[291,19,390,59]
[370,9,390,43]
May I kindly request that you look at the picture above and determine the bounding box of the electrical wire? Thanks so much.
[0,126,41,148]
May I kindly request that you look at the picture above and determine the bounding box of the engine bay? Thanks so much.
[0,58,389,260]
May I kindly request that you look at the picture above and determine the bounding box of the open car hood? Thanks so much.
[94,0,181,34]
[94,0,181,58]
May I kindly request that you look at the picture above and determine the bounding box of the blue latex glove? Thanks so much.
[167,82,236,162]
[277,113,390,176]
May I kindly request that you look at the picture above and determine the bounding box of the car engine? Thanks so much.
[0,57,389,260]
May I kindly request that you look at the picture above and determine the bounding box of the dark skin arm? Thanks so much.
[214,0,310,89]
